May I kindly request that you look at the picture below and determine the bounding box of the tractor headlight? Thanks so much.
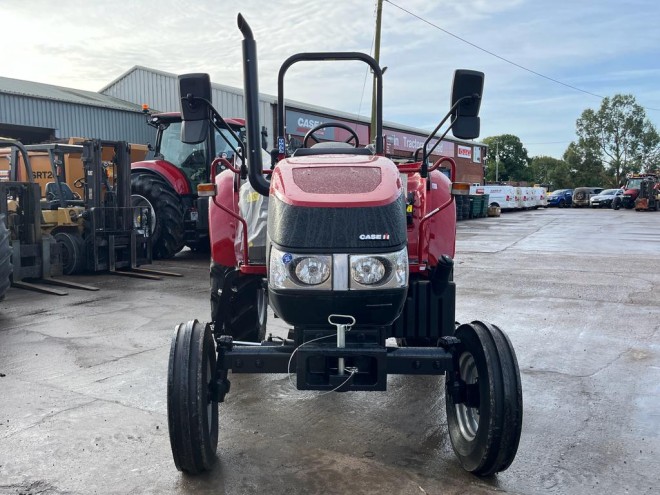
[350,247,408,290]
[269,246,408,291]
[351,256,386,285]
[269,247,332,290]
[294,256,331,285]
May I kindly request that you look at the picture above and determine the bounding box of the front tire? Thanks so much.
[54,231,85,275]
[446,321,523,476]
[0,214,11,301]
[167,320,218,474]
[131,173,184,259]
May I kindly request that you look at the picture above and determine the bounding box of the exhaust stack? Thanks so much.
[237,14,269,197]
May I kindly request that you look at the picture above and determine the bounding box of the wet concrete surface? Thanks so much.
[0,207,658,494]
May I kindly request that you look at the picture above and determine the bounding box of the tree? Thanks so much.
[575,94,660,185]
[563,142,608,187]
[482,134,530,183]
[528,156,572,189]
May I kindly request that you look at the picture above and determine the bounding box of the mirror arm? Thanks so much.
[421,94,478,178]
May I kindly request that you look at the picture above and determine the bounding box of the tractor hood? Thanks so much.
[267,154,406,251]
[270,155,401,208]
[623,188,639,198]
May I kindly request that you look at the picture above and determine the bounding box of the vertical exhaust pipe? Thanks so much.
[237,14,269,197]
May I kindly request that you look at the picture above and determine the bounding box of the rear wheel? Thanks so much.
[211,263,267,342]
[54,231,85,275]
[446,321,523,476]
[167,320,218,474]
[558,199,566,208]
[0,214,11,301]
[131,173,184,259]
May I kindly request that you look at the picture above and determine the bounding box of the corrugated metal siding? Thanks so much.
[102,68,275,147]
[0,93,155,144]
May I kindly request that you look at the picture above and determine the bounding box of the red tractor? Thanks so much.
[131,110,251,257]
[167,14,522,477]
[614,172,659,210]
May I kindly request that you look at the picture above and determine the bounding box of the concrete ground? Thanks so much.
[0,207,658,495]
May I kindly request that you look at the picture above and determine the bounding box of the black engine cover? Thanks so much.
[268,194,407,252]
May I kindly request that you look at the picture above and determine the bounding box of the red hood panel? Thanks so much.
[271,155,401,208]
[292,166,381,194]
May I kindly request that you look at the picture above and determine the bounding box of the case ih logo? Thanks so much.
[359,233,390,240]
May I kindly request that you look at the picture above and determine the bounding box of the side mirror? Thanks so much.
[178,73,212,144]
[450,69,484,140]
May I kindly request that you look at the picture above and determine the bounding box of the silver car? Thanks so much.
[590,188,624,208]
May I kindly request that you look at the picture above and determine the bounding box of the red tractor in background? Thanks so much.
[131,110,263,258]
[614,172,659,210]
[167,14,522,478]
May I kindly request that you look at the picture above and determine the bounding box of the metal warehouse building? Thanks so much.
[0,76,154,145]
[101,66,486,183]
[1,67,486,183]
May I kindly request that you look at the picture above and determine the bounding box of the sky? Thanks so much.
[3,0,660,161]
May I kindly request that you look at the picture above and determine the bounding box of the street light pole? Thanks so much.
[496,142,500,182]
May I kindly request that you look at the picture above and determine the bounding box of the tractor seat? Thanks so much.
[293,141,374,157]
[42,182,85,209]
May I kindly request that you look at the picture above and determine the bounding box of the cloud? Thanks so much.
[2,0,659,159]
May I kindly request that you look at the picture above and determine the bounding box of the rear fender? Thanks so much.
[406,169,456,265]
[210,169,240,266]
[131,160,191,195]
[426,170,456,261]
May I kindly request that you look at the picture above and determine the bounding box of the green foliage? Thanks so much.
[575,94,660,185]
[528,156,572,189]
[563,142,610,187]
[482,134,530,182]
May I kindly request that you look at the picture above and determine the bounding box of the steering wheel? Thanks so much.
[303,122,360,148]
[73,177,85,189]
[181,149,206,168]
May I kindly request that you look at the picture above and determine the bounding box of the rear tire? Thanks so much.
[446,321,523,476]
[131,173,184,259]
[211,263,267,342]
[54,231,85,275]
[0,214,11,301]
[167,320,218,474]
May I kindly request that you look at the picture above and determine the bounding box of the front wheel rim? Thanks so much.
[131,194,156,235]
[455,352,480,441]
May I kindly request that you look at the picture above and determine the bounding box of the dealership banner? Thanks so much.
[384,129,454,157]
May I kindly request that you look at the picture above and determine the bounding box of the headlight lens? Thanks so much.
[350,247,408,290]
[294,257,331,285]
[351,257,386,285]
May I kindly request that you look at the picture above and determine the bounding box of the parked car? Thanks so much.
[590,188,624,208]
[572,187,604,207]
[547,189,573,207]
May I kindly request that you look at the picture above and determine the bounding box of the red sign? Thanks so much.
[457,145,472,159]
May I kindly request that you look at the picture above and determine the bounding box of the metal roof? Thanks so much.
[102,66,484,147]
[0,76,144,113]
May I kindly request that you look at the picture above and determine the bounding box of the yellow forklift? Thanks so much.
[0,138,97,295]
[1,138,178,296]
